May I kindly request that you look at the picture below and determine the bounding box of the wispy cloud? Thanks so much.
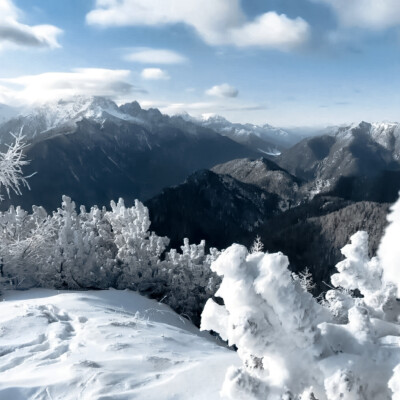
[314,0,400,30]
[206,83,238,98]
[0,68,144,105]
[0,0,62,50]
[140,99,266,120]
[87,0,310,51]
[125,48,187,64]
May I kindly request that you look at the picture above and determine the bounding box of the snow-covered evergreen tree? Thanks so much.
[105,198,169,291]
[163,238,220,321]
[201,196,400,399]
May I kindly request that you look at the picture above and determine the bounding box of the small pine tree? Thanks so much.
[250,235,264,253]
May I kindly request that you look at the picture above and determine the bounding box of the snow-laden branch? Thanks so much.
[0,132,30,200]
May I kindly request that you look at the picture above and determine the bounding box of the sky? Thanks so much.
[1,0,400,127]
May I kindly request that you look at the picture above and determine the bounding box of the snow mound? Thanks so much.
[0,289,238,399]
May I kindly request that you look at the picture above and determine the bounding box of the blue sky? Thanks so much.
[1,0,400,126]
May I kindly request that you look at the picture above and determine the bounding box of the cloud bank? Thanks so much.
[0,68,141,105]
[315,0,400,30]
[87,0,310,51]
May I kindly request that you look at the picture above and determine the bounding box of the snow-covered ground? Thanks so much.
[0,289,239,400]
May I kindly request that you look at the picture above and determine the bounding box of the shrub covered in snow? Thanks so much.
[0,196,219,322]
[201,196,400,399]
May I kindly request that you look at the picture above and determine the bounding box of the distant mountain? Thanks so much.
[146,169,280,250]
[336,121,400,160]
[147,173,389,292]
[0,96,161,144]
[179,113,302,155]
[0,97,257,211]
[211,157,303,209]
[0,104,19,126]
[277,121,400,202]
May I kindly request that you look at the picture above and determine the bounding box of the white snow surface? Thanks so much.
[0,289,239,400]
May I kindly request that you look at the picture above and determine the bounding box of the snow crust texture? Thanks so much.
[0,289,239,400]
[201,194,400,399]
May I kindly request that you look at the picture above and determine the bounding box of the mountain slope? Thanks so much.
[0,104,19,125]
[146,169,280,249]
[211,157,303,208]
[257,197,390,291]
[277,122,400,202]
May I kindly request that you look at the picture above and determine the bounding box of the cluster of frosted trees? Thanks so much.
[0,196,220,322]
[201,197,400,399]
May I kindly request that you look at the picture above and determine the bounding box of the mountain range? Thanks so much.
[180,112,302,155]
[277,121,400,202]
[0,97,261,210]
[0,96,398,291]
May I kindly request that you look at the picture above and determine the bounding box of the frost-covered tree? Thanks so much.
[0,133,30,200]
[162,238,220,322]
[39,197,118,289]
[201,195,400,399]
[0,195,220,321]
[250,235,264,253]
[379,197,400,296]
[292,267,316,293]
[0,205,50,288]
[0,134,32,288]
[201,245,330,399]
[105,198,169,292]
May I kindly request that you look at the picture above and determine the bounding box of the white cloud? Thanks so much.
[0,0,62,50]
[87,0,310,51]
[206,84,238,98]
[141,68,170,80]
[125,48,187,64]
[140,99,266,122]
[230,12,309,49]
[0,68,142,105]
[315,0,400,30]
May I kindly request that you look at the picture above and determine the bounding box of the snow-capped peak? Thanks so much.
[331,120,400,160]
[201,114,229,124]
[0,96,150,142]
[175,111,200,124]
[33,95,130,128]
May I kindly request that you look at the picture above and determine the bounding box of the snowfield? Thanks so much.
[0,289,239,400]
